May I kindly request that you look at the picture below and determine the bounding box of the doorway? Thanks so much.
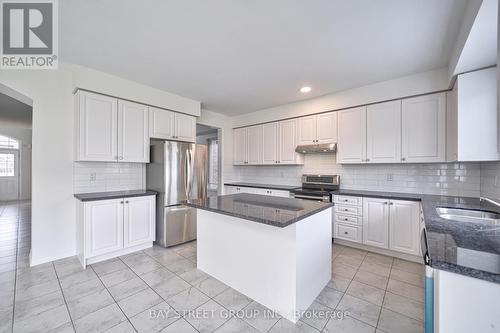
[196,123,221,197]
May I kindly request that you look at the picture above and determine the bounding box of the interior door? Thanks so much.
[366,100,402,163]
[362,198,389,248]
[124,196,155,248]
[118,100,149,162]
[0,149,19,201]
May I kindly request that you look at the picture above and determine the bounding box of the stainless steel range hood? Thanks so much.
[295,143,337,154]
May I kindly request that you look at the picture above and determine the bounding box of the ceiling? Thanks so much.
[0,93,33,129]
[60,0,468,115]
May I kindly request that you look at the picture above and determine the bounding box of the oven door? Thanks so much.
[291,193,331,202]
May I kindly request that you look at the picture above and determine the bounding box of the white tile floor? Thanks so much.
[0,202,424,333]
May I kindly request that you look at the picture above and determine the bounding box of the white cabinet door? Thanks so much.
[316,112,338,144]
[233,128,248,165]
[77,91,118,162]
[174,113,196,143]
[389,200,420,255]
[362,198,389,249]
[262,122,278,164]
[123,196,155,248]
[85,199,123,257]
[118,100,149,163]
[402,93,445,163]
[297,116,317,145]
[279,119,300,164]
[366,101,401,163]
[247,125,262,165]
[337,107,367,164]
[149,107,174,139]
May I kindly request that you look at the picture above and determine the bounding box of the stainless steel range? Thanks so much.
[290,174,340,202]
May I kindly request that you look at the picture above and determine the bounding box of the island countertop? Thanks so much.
[184,193,333,228]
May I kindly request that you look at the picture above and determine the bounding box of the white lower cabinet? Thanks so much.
[362,198,389,248]
[388,200,420,255]
[224,186,290,197]
[334,195,421,257]
[77,195,156,267]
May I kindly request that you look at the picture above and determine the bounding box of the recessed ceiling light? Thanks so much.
[300,86,311,93]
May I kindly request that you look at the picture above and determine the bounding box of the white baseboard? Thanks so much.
[334,239,423,264]
[29,250,77,267]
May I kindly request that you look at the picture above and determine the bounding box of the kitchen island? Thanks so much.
[184,193,333,322]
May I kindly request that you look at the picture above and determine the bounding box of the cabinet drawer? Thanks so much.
[335,214,361,226]
[335,205,362,216]
[334,195,362,206]
[335,223,362,243]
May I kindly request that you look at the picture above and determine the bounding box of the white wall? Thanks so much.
[197,109,237,188]
[0,63,202,266]
[232,68,449,127]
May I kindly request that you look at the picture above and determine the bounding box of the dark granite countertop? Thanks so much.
[74,190,158,201]
[331,189,500,284]
[184,193,333,228]
[224,182,301,191]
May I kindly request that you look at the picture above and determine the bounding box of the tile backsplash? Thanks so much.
[74,162,145,194]
[480,161,500,202]
[231,154,482,197]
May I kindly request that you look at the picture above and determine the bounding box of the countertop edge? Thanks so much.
[184,201,333,228]
[224,182,300,191]
[74,190,158,202]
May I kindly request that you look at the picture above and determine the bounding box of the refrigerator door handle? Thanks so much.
[185,148,193,198]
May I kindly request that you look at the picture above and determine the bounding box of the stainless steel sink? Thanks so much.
[436,207,500,225]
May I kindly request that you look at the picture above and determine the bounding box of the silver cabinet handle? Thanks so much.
[384,202,388,205]
[344,231,348,235]
[344,218,348,221]
[120,201,124,204]
[125,201,129,203]
[389,202,393,205]
[365,158,370,162]
[344,208,348,211]
[401,157,406,161]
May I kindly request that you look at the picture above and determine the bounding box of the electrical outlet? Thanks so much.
[89,172,97,182]
[386,173,394,181]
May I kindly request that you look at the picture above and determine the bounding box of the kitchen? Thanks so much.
[0,1,499,333]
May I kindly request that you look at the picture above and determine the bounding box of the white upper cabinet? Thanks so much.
[366,100,401,163]
[447,68,500,162]
[174,113,196,142]
[118,100,149,163]
[402,93,446,163]
[149,107,196,143]
[297,112,337,145]
[76,91,118,162]
[297,116,317,145]
[388,200,420,256]
[279,119,302,164]
[149,106,174,139]
[247,125,263,164]
[262,122,278,164]
[362,197,389,249]
[234,127,248,165]
[316,112,338,144]
[337,106,367,164]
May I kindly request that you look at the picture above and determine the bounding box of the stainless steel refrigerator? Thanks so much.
[146,140,207,247]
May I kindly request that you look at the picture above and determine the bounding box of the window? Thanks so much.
[0,135,19,149]
[0,153,15,177]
